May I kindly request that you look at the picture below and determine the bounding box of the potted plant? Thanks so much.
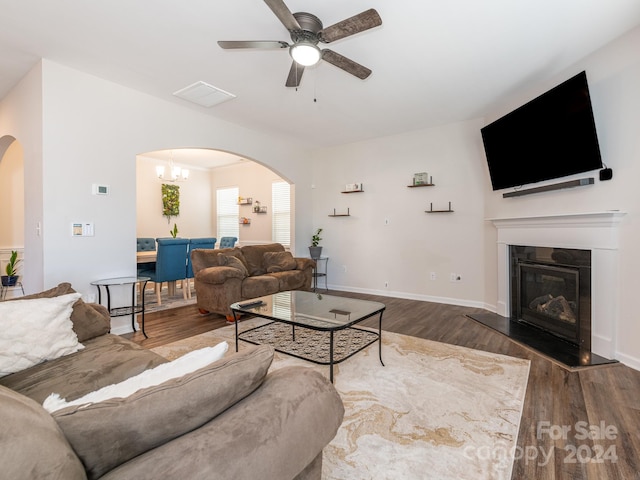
[169,223,179,238]
[1,250,21,287]
[309,228,323,259]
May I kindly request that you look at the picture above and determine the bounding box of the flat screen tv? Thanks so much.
[481,71,603,191]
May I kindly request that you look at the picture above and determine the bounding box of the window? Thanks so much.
[272,181,290,247]
[217,187,239,239]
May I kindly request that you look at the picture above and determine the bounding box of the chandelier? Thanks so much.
[156,151,189,182]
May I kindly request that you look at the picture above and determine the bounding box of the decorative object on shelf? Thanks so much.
[169,223,179,238]
[161,184,180,222]
[252,201,268,213]
[1,250,20,287]
[238,197,253,205]
[309,228,323,259]
[413,172,430,185]
[156,151,189,182]
[239,217,251,225]
[328,208,350,217]
[342,183,363,193]
[426,202,454,213]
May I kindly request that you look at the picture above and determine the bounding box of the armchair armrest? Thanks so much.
[295,258,316,271]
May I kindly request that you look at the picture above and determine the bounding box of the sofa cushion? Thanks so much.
[43,342,229,412]
[13,282,110,342]
[242,275,280,299]
[241,243,285,276]
[266,270,307,291]
[49,345,274,480]
[263,251,297,273]
[0,293,84,378]
[0,334,168,404]
[0,385,87,480]
[217,253,249,276]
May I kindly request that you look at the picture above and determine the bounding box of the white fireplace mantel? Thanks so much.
[489,211,626,359]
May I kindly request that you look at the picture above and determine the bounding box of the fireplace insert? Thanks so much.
[510,246,591,349]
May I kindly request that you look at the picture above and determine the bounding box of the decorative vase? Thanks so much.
[309,246,323,260]
[1,275,19,287]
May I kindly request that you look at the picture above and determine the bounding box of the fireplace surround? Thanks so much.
[471,211,625,367]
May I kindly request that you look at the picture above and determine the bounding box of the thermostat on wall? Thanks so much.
[92,184,110,195]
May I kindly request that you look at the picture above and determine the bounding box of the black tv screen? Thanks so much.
[481,71,603,191]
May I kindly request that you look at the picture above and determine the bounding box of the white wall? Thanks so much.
[482,26,640,368]
[0,60,311,332]
[310,119,487,307]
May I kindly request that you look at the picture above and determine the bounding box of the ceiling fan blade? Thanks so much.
[217,40,289,49]
[285,61,305,87]
[318,8,382,43]
[321,49,372,80]
[263,0,301,31]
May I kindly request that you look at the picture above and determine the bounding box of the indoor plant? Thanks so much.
[309,228,323,259]
[1,250,21,286]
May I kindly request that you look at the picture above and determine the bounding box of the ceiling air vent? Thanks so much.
[173,81,236,107]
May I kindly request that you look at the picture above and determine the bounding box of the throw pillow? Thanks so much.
[0,293,84,378]
[48,344,274,480]
[0,385,86,480]
[217,253,249,276]
[43,342,229,412]
[263,251,297,273]
[11,282,110,342]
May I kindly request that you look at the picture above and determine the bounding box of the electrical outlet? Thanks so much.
[430,272,437,281]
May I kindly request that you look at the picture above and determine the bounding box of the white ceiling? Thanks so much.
[1,0,640,157]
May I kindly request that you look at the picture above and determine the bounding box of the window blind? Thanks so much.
[272,181,290,247]
[217,187,239,239]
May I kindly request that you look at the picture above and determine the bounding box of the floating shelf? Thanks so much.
[238,197,253,205]
[328,208,350,217]
[407,183,435,188]
[253,206,267,213]
[239,217,251,225]
[426,202,454,213]
[408,174,434,187]
[341,189,364,193]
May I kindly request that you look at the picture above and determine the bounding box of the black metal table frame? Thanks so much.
[93,278,149,338]
[232,302,385,383]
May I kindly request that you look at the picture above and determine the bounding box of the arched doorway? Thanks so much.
[0,135,25,297]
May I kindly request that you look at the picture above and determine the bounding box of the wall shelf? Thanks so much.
[407,183,435,188]
[341,189,364,194]
[237,197,253,205]
[328,208,350,217]
[426,202,454,213]
[239,217,251,225]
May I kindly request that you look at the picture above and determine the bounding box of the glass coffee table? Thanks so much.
[231,291,385,383]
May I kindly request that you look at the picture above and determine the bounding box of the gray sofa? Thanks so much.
[192,243,315,320]
[0,283,344,480]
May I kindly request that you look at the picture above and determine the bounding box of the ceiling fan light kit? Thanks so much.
[218,0,382,87]
[290,42,321,66]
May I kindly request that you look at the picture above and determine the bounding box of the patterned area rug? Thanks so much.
[151,319,530,480]
[142,285,197,314]
[239,322,379,364]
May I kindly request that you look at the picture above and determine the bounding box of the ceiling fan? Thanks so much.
[217,0,382,87]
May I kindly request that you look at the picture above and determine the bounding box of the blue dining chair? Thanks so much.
[185,237,216,298]
[219,236,238,248]
[136,237,157,277]
[138,238,189,305]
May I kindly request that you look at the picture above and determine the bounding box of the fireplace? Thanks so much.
[510,246,591,350]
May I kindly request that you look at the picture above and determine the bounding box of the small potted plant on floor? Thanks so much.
[309,228,323,259]
[1,250,21,287]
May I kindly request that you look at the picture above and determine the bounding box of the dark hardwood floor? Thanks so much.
[124,290,640,480]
